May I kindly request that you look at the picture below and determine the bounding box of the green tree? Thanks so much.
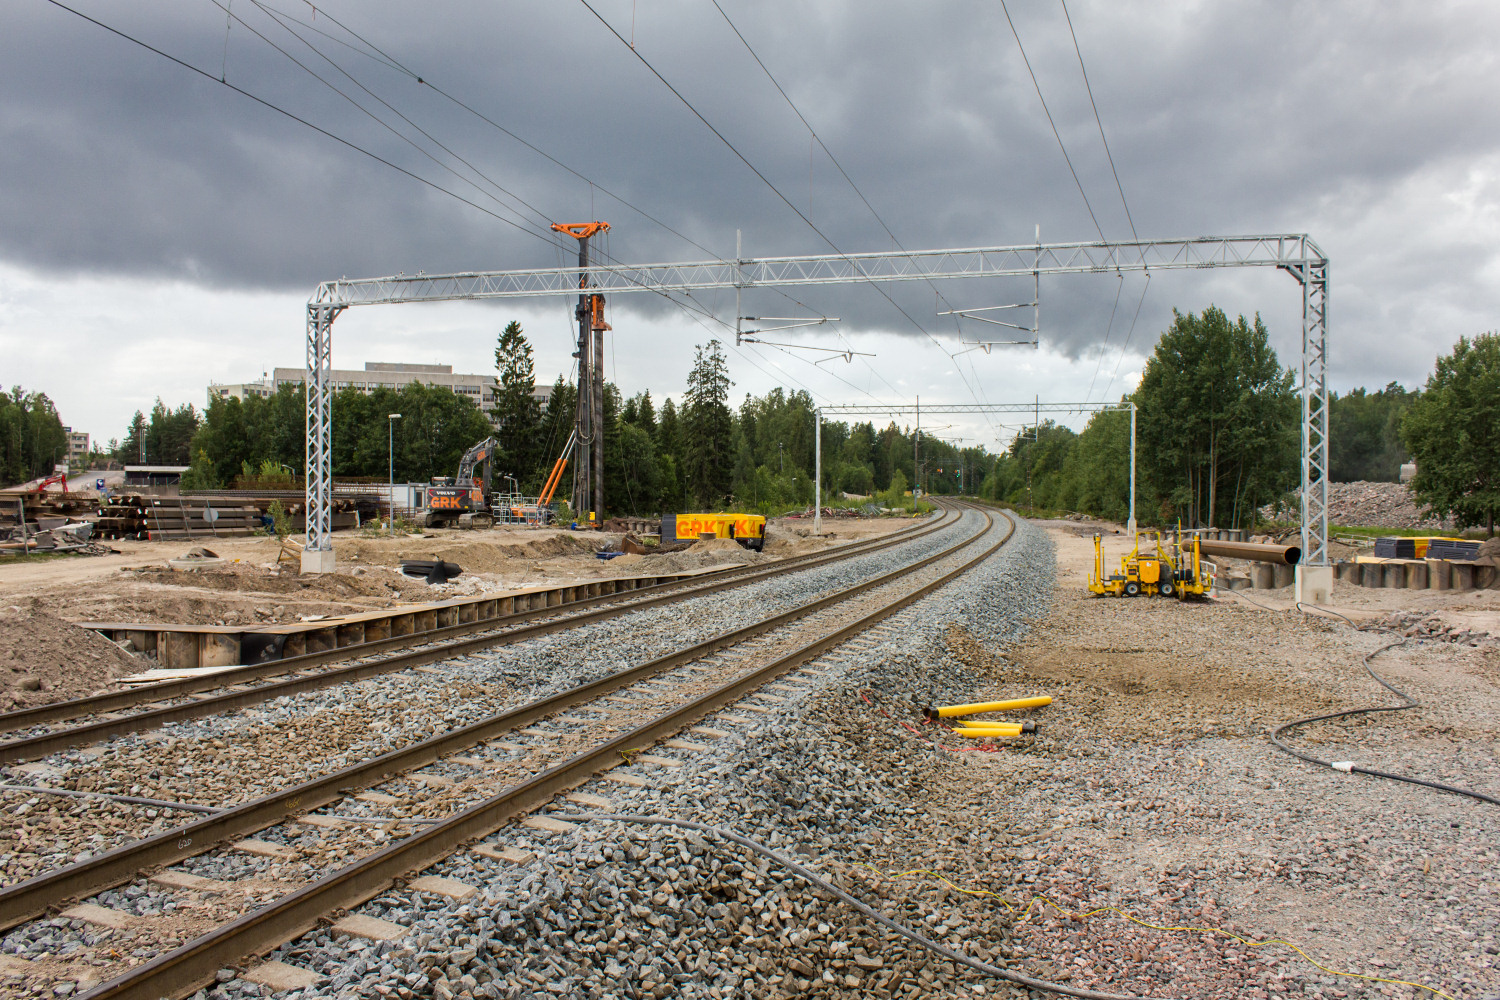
[1329,382,1416,482]
[0,388,68,487]
[534,376,577,496]
[682,340,734,508]
[492,321,541,484]
[1401,333,1500,535]
[1133,306,1296,528]
[179,447,221,490]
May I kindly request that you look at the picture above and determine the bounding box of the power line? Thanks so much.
[1100,273,1151,403]
[1084,272,1124,403]
[262,0,871,400]
[220,1,556,238]
[998,0,1108,244]
[710,0,994,429]
[1059,0,1138,241]
[41,0,562,251]
[580,0,999,428]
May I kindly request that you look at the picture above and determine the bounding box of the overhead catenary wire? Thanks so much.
[42,0,583,253]
[1059,0,1138,241]
[1098,272,1151,403]
[578,0,1003,426]
[712,0,1003,430]
[998,0,1108,244]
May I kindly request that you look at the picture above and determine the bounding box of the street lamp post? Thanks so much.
[388,413,402,535]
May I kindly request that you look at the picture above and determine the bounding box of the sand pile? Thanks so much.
[0,601,147,708]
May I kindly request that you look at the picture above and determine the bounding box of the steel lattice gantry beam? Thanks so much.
[303,234,1330,597]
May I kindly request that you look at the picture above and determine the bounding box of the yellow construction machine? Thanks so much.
[1088,528,1211,599]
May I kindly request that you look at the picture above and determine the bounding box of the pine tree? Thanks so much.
[492,321,541,485]
[683,340,734,508]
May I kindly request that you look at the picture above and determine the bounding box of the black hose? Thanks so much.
[556,812,1172,1000]
[1268,640,1500,807]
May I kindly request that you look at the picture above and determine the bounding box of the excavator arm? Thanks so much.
[454,437,499,485]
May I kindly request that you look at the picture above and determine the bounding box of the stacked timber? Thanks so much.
[95,496,265,540]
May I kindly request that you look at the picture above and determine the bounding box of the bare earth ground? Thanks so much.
[0,515,913,708]
[853,520,1498,998]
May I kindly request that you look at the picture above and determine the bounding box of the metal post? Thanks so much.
[573,236,592,521]
[914,395,919,501]
[1294,247,1332,601]
[1128,403,1137,535]
[813,408,821,535]
[592,283,605,525]
[387,413,401,535]
[301,302,340,575]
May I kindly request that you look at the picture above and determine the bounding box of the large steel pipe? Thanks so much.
[1180,538,1301,565]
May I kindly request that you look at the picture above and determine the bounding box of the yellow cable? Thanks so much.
[851,862,1454,1000]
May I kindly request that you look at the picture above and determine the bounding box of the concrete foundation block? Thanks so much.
[300,548,336,575]
[1273,563,1296,589]
[1295,564,1333,604]
[1428,558,1451,590]
[1382,564,1405,588]
[1405,562,1428,590]
[1360,564,1383,588]
[1453,564,1475,591]
[1252,564,1275,589]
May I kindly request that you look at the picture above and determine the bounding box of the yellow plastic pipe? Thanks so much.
[929,696,1052,718]
[952,721,1035,736]
[951,726,1025,739]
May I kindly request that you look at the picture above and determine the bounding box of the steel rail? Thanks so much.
[0,513,959,764]
[79,504,1013,1000]
[0,504,983,931]
[0,512,948,735]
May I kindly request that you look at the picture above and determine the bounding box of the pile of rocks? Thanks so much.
[1263,481,1453,529]
[1360,610,1499,648]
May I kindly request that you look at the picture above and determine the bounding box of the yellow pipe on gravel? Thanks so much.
[951,721,1035,736]
[951,726,1025,739]
[928,696,1052,718]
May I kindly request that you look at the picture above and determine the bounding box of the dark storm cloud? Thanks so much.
[3,1,1499,387]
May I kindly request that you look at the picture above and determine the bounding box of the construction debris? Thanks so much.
[1360,610,1499,648]
[399,558,463,585]
[1263,481,1455,530]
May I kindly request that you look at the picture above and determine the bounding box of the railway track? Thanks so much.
[0,509,960,764]
[1,503,1015,999]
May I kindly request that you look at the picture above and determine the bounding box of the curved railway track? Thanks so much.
[4,502,1015,1000]
[0,509,960,764]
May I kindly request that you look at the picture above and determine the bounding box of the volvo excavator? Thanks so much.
[425,437,498,529]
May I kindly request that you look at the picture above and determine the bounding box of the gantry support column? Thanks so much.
[1294,250,1332,601]
[301,302,342,574]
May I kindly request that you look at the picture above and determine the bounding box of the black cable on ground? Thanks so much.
[556,812,1171,1000]
[1268,638,1500,807]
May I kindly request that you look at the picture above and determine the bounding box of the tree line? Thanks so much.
[26,308,1493,534]
[0,388,68,487]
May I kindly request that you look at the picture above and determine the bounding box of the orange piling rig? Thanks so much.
[552,221,611,528]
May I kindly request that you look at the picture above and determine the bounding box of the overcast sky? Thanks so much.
[3,1,1498,453]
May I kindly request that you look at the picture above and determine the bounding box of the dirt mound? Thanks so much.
[693,537,744,552]
[397,533,606,574]
[0,601,147,709]
[129,564,411,600]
